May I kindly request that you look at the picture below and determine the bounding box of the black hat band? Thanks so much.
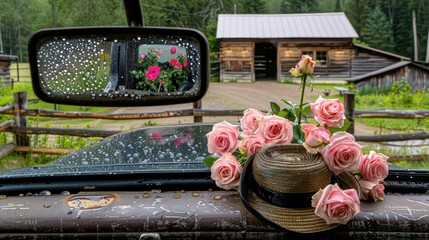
[249,173,316,208]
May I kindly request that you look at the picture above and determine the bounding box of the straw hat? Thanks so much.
[239,144,361,234]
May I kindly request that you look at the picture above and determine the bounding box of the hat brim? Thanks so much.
[239,155,360,234]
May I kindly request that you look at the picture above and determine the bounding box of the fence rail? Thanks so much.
[0,91,428,161]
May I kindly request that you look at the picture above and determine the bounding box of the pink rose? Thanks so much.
[240,108,265,134]
[146,66,161,81]
[239,134,266,156]
[310,96,346,128]
[301,124,330,154]
[174,139,182,147]
[311,183,360,225]
[358,179,385,202]
[170,47,177,54]
[149,131,162,139]
[255,115,294,145]
[206,121,239,155]
[140,53,146,60]
[210,153,242,190]
[183,60,188,68]
[294,55,316,75]
[360,151,389,183]
[322,132,362,175]
[157,48,163,56]
[169,58,182,69]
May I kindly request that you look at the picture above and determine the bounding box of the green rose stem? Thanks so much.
[297,74,307,128]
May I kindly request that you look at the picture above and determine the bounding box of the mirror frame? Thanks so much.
[28,26,209,106]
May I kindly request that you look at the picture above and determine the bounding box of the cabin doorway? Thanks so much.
[254,43,277,81]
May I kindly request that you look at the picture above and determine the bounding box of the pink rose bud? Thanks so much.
[310,96,346,128]
[311,183,360,225]
[170,47,177,54]
[157,48,163,56]
[210,153,242,190]
[240,108,265,135]
[255,115,294,146]
[289,67,300,77]
[295,55,316,75]
[322,132,362,175]
[358,179,385,202]
[360,151,389,183]
[301,124,330,154]
[239,134,266,156]
[206,121,239,155]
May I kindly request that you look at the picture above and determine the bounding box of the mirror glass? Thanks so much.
[30,27,209,106]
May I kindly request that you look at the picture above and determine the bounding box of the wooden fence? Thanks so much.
[0,91,428,162]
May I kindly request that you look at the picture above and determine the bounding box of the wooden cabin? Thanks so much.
[348,45,428,91]
[0,53,18,86]
[216,13,429,90]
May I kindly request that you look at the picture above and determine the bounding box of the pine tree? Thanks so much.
[280,0,319,13]
[391,0,413,57]
[240,0,267,14]
[362,6,394,52]
[345,0,370,34]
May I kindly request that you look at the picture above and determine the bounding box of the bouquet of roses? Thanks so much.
[203,55,389,224]
[131,46,189,92]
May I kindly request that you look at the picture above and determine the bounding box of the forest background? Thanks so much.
[1,0,429,63]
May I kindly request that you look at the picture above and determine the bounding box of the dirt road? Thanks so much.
[93,81,376,135]
[98,81,324,126]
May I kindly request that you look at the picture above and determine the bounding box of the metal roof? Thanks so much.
[217,13,359,39]
[349,61,411,82]
[354,43,410,61]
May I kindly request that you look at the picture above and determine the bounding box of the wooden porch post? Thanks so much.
[13,91,29,147]
[193,100,202,123]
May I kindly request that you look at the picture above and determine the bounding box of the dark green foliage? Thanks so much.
[362,6,394,52]
[1,0,429,62]
[356,84,392,95]
[389,78,413,106]
[345,0,370,34]
[280,0,319,13]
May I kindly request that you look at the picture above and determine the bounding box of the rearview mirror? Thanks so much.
[28,27,209,106]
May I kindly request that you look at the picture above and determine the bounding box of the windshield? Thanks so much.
[0,0,428,181]
[0,124,212,178]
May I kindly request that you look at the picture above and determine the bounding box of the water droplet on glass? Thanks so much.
[39,190,52,196]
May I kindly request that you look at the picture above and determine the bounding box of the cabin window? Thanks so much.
[301,50,327,67]
[316,51,327,66]
[301,51,313,58]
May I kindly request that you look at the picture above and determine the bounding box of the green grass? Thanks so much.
[0,66,112,170]
[352,82,429,170]
[355,91,429,132]
[1,154,58,170]
[0,80,113,127]
[393,159,429,170]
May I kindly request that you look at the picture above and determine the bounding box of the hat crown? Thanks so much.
[253,144,331,194]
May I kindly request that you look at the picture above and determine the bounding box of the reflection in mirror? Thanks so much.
[129,45,191,92]
[30,28,209,106]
